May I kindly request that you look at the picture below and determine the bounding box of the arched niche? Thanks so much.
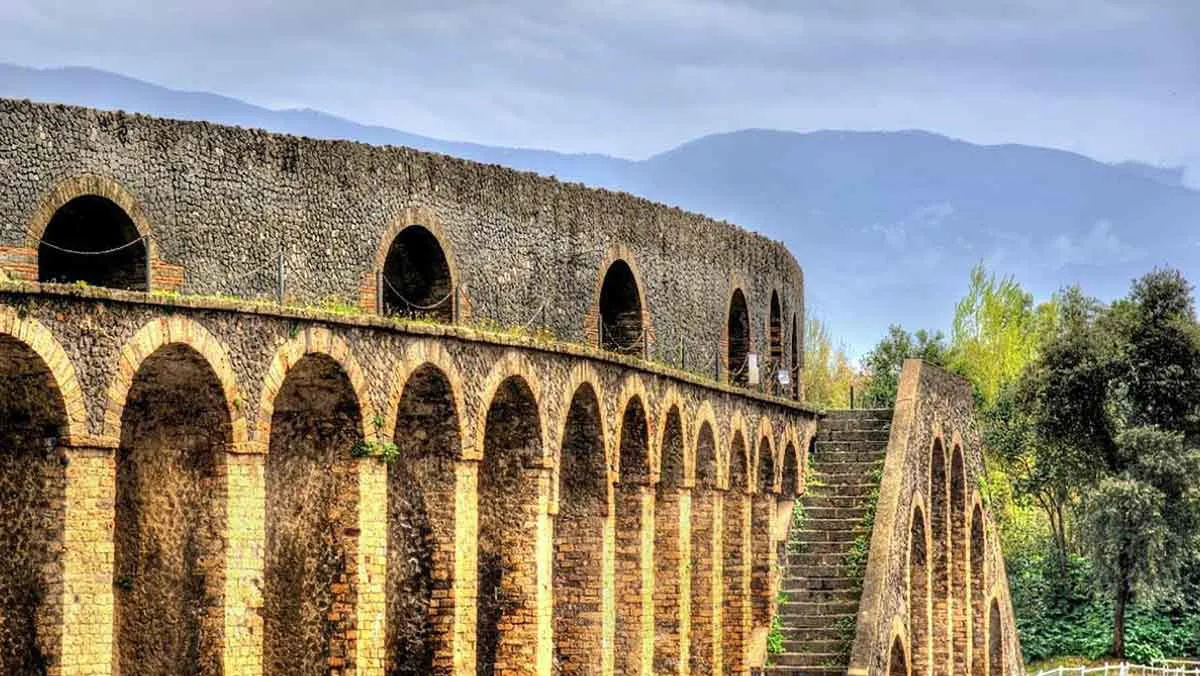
[382,225,454,323]
[598,259,645,356]
[910,504,930,676]
[790,314,800,399]
[653,405,686,672]
[722,430,750,672]
[727,289,751,386]
[768,291,782,369]
[750,437,775,625]
[890,635,910,676]
[970,505,986,676]
[988,599,1003,676]
[38,194,148,290]
[928,438,950,672]
[950,445,969,673]
[689,420,718,674]
[615,395,650,674]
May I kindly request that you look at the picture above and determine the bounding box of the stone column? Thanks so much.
[224,443,266,676]
[60,439,117,676]
[357,457,388,674]
[453,460,479,676]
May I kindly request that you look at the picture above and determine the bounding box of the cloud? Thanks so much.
[1050,220,1144,267]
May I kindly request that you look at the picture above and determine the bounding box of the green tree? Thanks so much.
[860,325,947,408]
[803,317,858,408]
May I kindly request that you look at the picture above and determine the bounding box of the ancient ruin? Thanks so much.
[0,99,1022,675]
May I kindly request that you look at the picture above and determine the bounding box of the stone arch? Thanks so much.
[590,245,651,356]
[0,317,78,673]
[613,375,652,483]
[655,387,685,481]
[689,414,720,674]
[790,313,800,399]
[112,340,234,674]
[30,175,155,291]
[615,392,652,674]
[723,426,751,672]
[256,328,374,445]
[767,290,783,373]
[890,632,911,676]
[477,374,545,675]
[690,401,720,489]
[653,400,686,672]
[0,310,86,440]
[726,288,752,386]
[473,352,548,464]
[909,498,931,676]
[928,435,950,674]
[103,317,246,444]
[970,499,987,676]
[549,362,607,508]
[373,206,461,322]
[950,442,969,673]
[750,429,776,627]
[552,381,608,676]
[987,596,1004,676]
[387,361,463,674]
[781,431,800,498]
[381,340,469,457]
[724,412,751,491]
[262,349,366,676]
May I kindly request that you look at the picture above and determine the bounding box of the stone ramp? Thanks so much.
[765,409,891,676]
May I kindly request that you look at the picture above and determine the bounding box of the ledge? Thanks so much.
[0,280,823,416]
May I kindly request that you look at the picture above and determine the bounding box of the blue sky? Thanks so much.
[2,0,1198,178]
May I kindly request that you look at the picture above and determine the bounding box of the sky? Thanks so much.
[2,0,1199,175]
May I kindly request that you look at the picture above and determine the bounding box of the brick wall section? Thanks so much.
[750,494,774,627]
[357,460,387,673]
[722,490,750,675]
[0,246,36,280]
[224,452,265,675]
[60,446,116,676]
[689,489,718,675]
[614,484,647,675]
[653,487,684,673]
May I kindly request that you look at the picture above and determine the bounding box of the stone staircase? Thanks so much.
[764,409,892,676]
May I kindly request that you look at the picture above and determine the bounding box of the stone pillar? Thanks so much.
[711,493,725,673]
[453,461,479,675]
[60,440,117,676]
[602,490,617,676]
[357,458,388,674]
[722,489,751,675]
[652,487,686,674]
[536,466,555,676]
[639,487,655,674]
[688,488,719,675]
[224,445,266,676]
[615,482,652,675]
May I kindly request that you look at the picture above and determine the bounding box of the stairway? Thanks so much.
[765,409,892,676]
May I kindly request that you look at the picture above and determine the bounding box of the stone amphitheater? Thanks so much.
[0,98,1022,675]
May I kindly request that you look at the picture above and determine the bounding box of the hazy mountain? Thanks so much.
[5,63,1199,355]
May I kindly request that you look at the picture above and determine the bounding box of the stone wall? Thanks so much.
[0,99,803,377]
[848,360,1023,676]
[0,283,814,675]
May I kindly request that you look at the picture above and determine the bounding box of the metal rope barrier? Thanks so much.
[380,274,457,311]
[34,232,149,256]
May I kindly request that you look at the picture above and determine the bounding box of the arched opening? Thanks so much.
[751,438,775,627]
[388,364,460,674]
[264,354,363,676]
[929,439,950,675]
[615,396,651,674]
[970,507,986,676]
[727,290,751,386]
[654,406,685,673]
[382,225,454,323]
[890,636,910,676]
[0,335,67,673]
[598,260,644,356]
[478,376,543,675]
[987,600,1003,676]
[114,344,229,675]
[768,291,783,375]
[781,442,799,498]
[38,194,148,291]
[790,314,800,399]
[951,446,968,674]
[777,441,800,571]
[723,431,750,672]
[689,422,718,675]
[910,506,930,676]
[553,383,607,676]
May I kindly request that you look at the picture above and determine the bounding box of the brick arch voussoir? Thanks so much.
[754,415,777,495]
[690,398,720,489]
[472,350,549,465]
[589,243,653,350]
[104,316,247,446]
[0,308,88,440]
[612,373,652,484]
[27,174,158,262]
[381,338,468,457]
[654,385,685,485]
[550,361,608,510]
[370,205,466,320]
[255,327,375,447]
[724,409,751,492]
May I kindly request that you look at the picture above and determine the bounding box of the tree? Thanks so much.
[860,325,948,408]
[803,317,859,408]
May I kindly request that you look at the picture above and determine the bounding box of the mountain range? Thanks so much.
[4,63,1198,357]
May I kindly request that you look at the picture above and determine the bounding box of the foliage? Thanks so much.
[766,591,790,660]
[859,324,948,408]
[802,316,860,407]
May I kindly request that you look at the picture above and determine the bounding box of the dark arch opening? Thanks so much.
[599,260,644,356]
[951,446,968,673]
[654,406,685,673]
[615,396,650,674]
[0,336,67,674]
[971,506,986,676]
[382,225,454,323]
[782,442,799,498]
[910,506,930,676]
[478,376,542,676]
[115,344,230,676]
[264,354,363,676]
[727,289,750,386]
[790,314,800,399]
[929,439,950,673]
[388,364,460,675]
[690,422,718,674]
[988,600,1003,676]
[890,636,910,676]
[768,291,783,370]
[553,383,607,675]
[723,431,750,672]
[751,438,775,626]
[38,194,148,291]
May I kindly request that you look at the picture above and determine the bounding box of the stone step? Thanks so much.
[773,612,856,629]
[804,506,871,520]
[763,666,845,676]
[770,652,851,668]
[802,495,872,510]
[803,483,879,498]
[780,576,859,591]
[783,549,856,566]
[780,600,859,616]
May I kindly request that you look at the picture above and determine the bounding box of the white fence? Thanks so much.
[1036,661,1200,676]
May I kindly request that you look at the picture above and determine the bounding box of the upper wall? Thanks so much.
[0,98,804,369]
